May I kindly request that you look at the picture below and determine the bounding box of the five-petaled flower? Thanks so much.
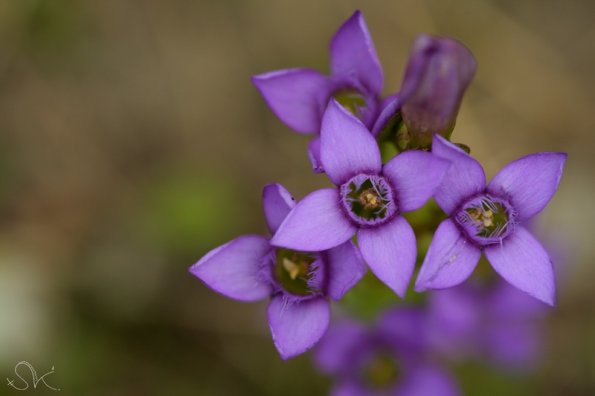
[271,100,449,297]
[252,10,384,172]
[315,309,460,396]
[373,35,476,151]
[415,135,566,306]
[189,183,366,359]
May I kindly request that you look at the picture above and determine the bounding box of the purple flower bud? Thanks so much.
[415,135,567,306]
[252,11,384,172]
[271,101,449,297]
[373,35,476,150]
[189,183,366,359]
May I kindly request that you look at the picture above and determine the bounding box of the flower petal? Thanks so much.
[484,226,555,306]
[399,35,476,142]
[321,100,382,185]
[357,217,416,297]
[432,135,486,214]
[262,183,296,234]
[415,219,481,291]
[330,11,383,96]
[252,68,332,134]
[487,152,567,221]
[271,188,356,251]
[383,150,449,212]
[189,235,272,301]
[326,241,367,300]
[396,365,459,396]
[314,320,366,375]
[371,95,401,136]
[268,295,330,359]
[307,136,324,173]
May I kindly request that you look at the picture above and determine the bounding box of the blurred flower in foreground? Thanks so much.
[373,35,476,151]
[271,101,448,297]
[427,280,547,369]
[415,135,567,306]
[189,183,366,359]
[315,310,459,396]
[252,10,384,172]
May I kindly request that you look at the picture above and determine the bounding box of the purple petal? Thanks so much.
[484,226,555,306]
[262,183,296,234]
[321,100,382,185]
[371,95,401,136]
[314,320,366,375]
[485,322,541,369]
[271,188,356,251]
[307,136,324,173]
[432,135,486,214]
[330,11,383,96]
[396,365,459,396]
[400,35,476,141]
[252,68,332,134]
[415,219,481,291]
[357,217,416,297]
[189,235,272,301]
[383,151,449,212]
[268,295,330,359]
[326,241,367,300]
[487,152,567,221]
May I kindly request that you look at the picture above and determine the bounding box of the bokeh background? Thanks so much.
[0,0,594,395]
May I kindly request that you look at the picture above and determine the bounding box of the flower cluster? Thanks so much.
[189,9,566,392]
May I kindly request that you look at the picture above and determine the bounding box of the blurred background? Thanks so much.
[0,0,594,394]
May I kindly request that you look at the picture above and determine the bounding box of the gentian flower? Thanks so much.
[373,35,476,151]
[271,100,448,297]
[252,10,384,172]
[426,280,546,369]
[189,183,366,359]
[315,310,460,396]
[415,135,567,305]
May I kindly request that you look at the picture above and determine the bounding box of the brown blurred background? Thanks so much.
[0,0,593,395]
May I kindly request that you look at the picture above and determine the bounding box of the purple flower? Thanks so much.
[189,183,366,359]
[252,11,384,172]
[271,100,448,297]
[415,135,567,305]
[315,310,460,396]
[427,280,546,370]
[373,35,476,150]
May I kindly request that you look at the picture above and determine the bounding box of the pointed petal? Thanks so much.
[357,217,416,297]
[371,95,401,136]
[484,226,555,306]
[330,11,383,96]
[326,241,367,300]
[487,152,567,221]
[262,183,296,234]
[189,235,272,301]
[432,135,486,214]
[252,68,332,133]
[321,100,382,185]
[415,219,481,291]
[383,151,449,212]
[307,136,324,173]
[268,296,330,359]
[271,188,356,251]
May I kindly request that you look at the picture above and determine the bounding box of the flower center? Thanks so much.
[362,353,399,390]
[455,194,515,245]
[274,249,317,296]
[333,89,366,117]
[340,174,397,226]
